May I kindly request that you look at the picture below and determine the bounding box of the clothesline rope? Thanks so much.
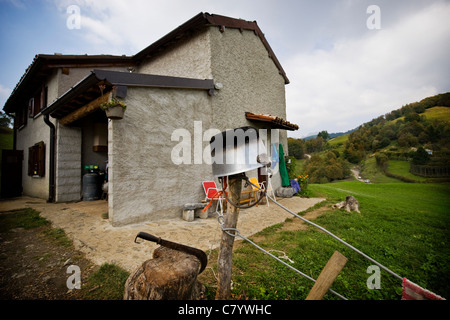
[216,203,348,300]
[215,175,446,300]
[244,176,404,282]
[266,194,404,281]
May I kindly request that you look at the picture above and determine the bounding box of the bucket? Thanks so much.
[210,127,270,177]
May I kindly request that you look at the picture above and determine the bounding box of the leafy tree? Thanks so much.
[305,136,324,153]
[412,147,430,165]
[287,138,306,159]
[0,112,12,128]
[317,130,330,140]
[375,153,389,170]
[305,152,350,183]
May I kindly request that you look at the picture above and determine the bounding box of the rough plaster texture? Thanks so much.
[17,25,290,225]
[14,69,61,200]
[15,117,52,199]
[16,66,129,201]
[55,123,82,202]
[108,87,214,226]
[108,26,290,225]
[208,27,288,191]
[137,30,212,80]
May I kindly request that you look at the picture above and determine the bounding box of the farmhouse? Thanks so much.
[2,12,298,226]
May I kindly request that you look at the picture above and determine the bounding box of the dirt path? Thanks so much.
[0,196,326,275]
[0,223,95,299]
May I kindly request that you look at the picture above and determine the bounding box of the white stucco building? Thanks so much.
[3,12,298,226]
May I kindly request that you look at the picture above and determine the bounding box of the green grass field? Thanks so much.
[202,181,450,300]
[423,106,450,122]
[387,160,427,182]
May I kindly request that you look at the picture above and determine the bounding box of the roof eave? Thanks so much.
[133,12,289,84]
[41,69,216,119]
[2,54,134,114]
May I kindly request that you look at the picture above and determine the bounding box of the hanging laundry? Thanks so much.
[278,144,290,187]
[402,278,445,300]
[271,144,279,169]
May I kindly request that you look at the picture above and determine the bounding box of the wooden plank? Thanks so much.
[306,251,348,300]
[59,92,110,126]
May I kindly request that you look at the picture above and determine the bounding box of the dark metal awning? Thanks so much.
[245,112,299,131]
[41,69,215,119]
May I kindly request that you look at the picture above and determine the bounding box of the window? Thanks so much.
[15,105,28,129]
[29,86,48,118]
[28,141,45,177]
[29,98,37,118]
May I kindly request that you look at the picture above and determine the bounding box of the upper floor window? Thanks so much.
[29,86,48,118]
[15,105,28,129]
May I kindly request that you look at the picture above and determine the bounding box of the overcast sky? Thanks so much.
[1,0,449,138]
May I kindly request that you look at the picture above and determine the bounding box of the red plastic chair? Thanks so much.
[202,181,226,214]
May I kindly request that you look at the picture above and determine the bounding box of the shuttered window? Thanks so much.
[29,86,48,118]
[15,105,28,129]
[28,141,45,177]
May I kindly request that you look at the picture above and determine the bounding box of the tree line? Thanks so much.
[287,92,450,183]
[344,92,450,164]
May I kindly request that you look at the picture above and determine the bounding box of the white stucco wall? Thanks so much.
[137,30,212,80]
[108,87,214,226]
[15,117,52,199]
[108,25,289,225]
[15,70,59,199]
[208,27,288,191]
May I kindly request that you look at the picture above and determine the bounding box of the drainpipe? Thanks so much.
[44,114,55,203]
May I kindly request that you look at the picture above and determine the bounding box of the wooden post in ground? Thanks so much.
[215,174,242,300]
[306,251,348,300]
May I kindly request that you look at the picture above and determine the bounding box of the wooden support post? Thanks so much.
[306,251,348,300]
[59,92,110,126]
[215,174,242,300]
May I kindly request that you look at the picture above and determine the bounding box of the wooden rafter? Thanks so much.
[59,92,110,126]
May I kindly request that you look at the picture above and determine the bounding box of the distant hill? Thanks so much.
[342,92,450,164]
[288,92,450,183]
[302,128,356,141]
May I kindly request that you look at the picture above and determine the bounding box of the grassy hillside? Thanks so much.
[423,106,450,121]
[225,93,450,300]
[0,127,13,150]
[288,93,450,184]
[200,180,450,300]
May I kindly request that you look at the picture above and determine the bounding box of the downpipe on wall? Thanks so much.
[44,114,56,203]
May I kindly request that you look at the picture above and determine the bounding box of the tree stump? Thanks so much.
[124,246,205,300]
[333,195,360,213]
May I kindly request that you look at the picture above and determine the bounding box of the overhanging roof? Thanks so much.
[3,54,134,114]
[245,112,299,131]
[134,12,289,84]
[3,12,289,115]
[41,69,215,119]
